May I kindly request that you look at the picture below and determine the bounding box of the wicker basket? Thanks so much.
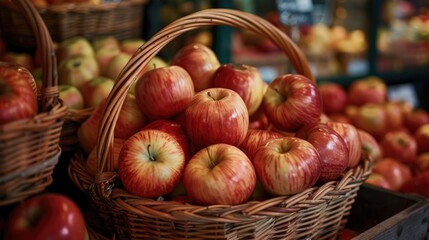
[0,0,68,206]
[68,8,372,239]
[60,107,94,152]
[0,0,147,49]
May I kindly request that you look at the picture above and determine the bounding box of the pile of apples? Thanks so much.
[78,42,369,206]
[318,77,429,197]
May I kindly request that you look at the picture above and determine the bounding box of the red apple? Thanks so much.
[416,152,429,172]
[58,54,100,90]
[78,94,146,153]
[184,88,249,148]
[404,109,429,133]
[372,157,412,191]
[352,103,387,139]
[80,76,115,108]
[211,63,265,115]
[86,138,125,176]
[171,43,220,92]
[252,137,321,196]
[118,129,186,198]
[135,65,194,120]
[326,121,362,168]
[380,130,417,165]
[295,123,349,182]
[120,38,146,55]
[402,170,429,197]
[182,143,256,205]
[347,76,387,106]
[238,129,283,161]
[249,82,269,130]
[0,62,38,125]
[318,82,347,114]
[263,74,322,132]
[357,129,382,163]
[365,173,393,190]
[57,36,95,63]
[58,84,85,110]
[415,124,429,153]
[142,119,191,162]
[384,101,404,131]
[4,193,88,240]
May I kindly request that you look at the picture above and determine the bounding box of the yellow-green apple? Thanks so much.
[0,62,37,125]
[327,113,350,124]
[380,130,417,165]
[120,38,146,55]
[118,129,186,198]
[263,74,322,132]
[57,36,95,63]
[318,82,347,114]
[295,123,349,182]
[94,47,121,76]
[135,65,194,120]
[91,35,120,52]
[347,77,387,106]
[86,138,125,176]
[80,76,115,108]
[58,84,84,110]
[415,124,429,153]
[58,54,100,90]
[78,94,146,153]
[142,119,191,162]
[104,52,132,80]
[326,121,362,168]
[252,137,321,196]
[365,173,393,190]
[352,103,387,140]
[211,63,265,115]
[182,143,256,205]
[357,129,382,163]
[4,193,89,240]
[238,129,283,162]
[404,109,429,133]
[184,88,249,148]
[416,152,429,172]
[171,43,220,92]
[372,157,412,191]
[384,101,404,131]
[146,56,168,71]
[1,52,34,71]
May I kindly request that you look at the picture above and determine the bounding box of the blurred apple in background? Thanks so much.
[358,129,382,163]
[95,47,121,76]
[58,54,100,90]
[318,82,348,114]
[172,43,220,92]
[104,52,133,81]
[57,36,95,63]
[1,52,34,71]
[146,56,168,71]
[91,35,120,52]
[120,38,146,55]
[347,76,387,106]
[372,157,412,191]
[80,76,115,108]
[365,173,393,190]
[380,130,417,165]
[414,124,429,153]
[352,103,387,140]
[58,85,84,110]
[212,63,265,115]
[383,101,404,131]
[403,109,429,133]
[416,152,429,172]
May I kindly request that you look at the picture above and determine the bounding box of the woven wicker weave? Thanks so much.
[69,8,372,239]
[0,0,68,206]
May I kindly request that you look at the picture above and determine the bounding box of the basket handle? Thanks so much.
[10,0,60,112]
[96,8,314,176]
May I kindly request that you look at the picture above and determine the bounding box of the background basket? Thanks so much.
[68,8,372,239]
[0,0,68,206]
[0,0,147,49]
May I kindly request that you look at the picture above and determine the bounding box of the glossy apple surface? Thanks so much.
[326,121,362,168]
[263,74,322,132]
[318,82,347,114]
[252,137,321,196]
[183,143,256,205]
[118,129,186,198]
[238,129,283,161]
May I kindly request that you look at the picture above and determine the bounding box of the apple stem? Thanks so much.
[207,91,214,100]
[147,144,156,161]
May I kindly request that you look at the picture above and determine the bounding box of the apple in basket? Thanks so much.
[184,88,249,148]
[94,47,121,76]
[326,121,362,168]
[171,43,221,92]
[252,137,321,196]
[119,129,186,198]
[183,143,256,205]
[56,36,95,63]
[238,129,283,161]
[0,62,38,125]
[211,63,265,115]
[91,35,120,52]
[135,65,195,120]
[263,74,322,132]
[58,54,100,90]
[78,94,146,153]
[4,193,89,240]
[357,129,382,163]
[104,52,133,81]
[120,38,146,55]
[295,123,349,182]
[86,138,125,176]
[58,84,85,110]
[80,76,115,108]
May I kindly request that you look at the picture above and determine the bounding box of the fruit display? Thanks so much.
[317,76,429,198]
